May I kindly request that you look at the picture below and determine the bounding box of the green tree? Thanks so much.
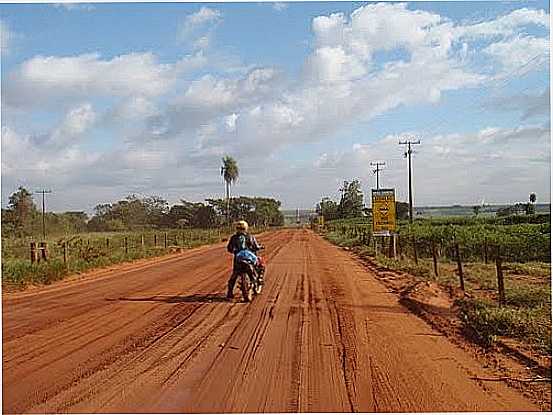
[221,156,239,223]
[473,205,481,217]
[316,197,339,221]
[338,180,364,218]
[142,195,169,227]
[193,205,219,228]
[6,186,37,235]
[526,193,537,215]
[167,201,202,228]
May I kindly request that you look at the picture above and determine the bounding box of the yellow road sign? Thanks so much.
[372,189,396,235]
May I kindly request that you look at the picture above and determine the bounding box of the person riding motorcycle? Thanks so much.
[226,220,265,299]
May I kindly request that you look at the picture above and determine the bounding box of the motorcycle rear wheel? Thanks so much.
[240,273,253,302]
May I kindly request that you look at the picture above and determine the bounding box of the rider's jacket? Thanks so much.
[227,232,261,255]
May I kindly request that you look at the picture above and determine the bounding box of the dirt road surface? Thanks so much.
[2,229,540,413]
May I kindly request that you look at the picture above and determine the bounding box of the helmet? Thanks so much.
[235,220,249,232]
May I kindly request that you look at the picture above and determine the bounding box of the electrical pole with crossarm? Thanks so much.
[35,190,52,240]
[399,139,420,223]
[370,162,386,189]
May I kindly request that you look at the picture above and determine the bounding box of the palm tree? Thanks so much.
[221,156,239,224]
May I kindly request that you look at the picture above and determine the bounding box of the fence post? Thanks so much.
[495,247,505,305]
[154,234,157,247]
[106,238,109,249]
[30,241,37,263]
[124,237,128,255]
[164,232,168,248]
[455,243,465,291]
[396,235,402,259]
[411,236,418,265]
[431,240,439,277]
[484,237,488,264]
[63,242,68,268]
[39,242,48,262]
[141,235,144,249]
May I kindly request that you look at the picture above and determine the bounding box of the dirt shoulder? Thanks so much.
[338,242,551,411]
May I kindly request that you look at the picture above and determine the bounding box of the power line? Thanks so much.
[370,162,386,190]
[34,189,52,240]
[398,139,420,223]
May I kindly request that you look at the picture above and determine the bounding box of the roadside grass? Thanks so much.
[2,247,172,289]
[456,297,551,354]
[1,227,248,290]
[322,230,552,354]
[325,231,361,248]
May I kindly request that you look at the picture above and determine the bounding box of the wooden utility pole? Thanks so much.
[34,189,52,240]
[399,139,421,223]
[370,162,386,189]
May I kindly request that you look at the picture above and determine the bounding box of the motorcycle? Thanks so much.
[235,247,265,303]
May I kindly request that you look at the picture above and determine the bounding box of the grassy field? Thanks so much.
[324,217,551,355]
[1,228,238,290]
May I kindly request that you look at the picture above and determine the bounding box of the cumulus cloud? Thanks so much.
[50,103,96,146]
[484,35,550,73]
[177,7,221,50]
[457,7,549,39]
[2,51,206,109]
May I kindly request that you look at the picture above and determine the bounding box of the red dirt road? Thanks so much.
[2,229,539,413]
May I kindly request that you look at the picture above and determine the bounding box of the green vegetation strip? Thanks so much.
[1,228,243,289]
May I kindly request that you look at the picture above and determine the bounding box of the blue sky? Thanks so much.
[1,1,550,212]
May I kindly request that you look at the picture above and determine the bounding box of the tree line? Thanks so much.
[2,186,284,237]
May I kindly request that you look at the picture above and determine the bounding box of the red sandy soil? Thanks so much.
[2,229,541,413]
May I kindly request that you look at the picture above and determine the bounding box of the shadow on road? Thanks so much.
[110,294,229,304]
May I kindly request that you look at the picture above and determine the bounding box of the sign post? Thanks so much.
[372,188,397,257]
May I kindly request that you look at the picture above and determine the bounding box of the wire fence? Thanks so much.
[325,222,551,263]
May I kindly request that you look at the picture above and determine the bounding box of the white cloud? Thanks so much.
[1,124,100,192]
[3,52,206,108]
[272,3,288,12]
[489,89,550,120]
[182,7,221,32]
[177,7,221,49]
[52,103,96,143]
[457,7,549,39]
[109,96,159,122]
[224,113,239,132]
[53,3,95,12]
[484,35,550,73]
